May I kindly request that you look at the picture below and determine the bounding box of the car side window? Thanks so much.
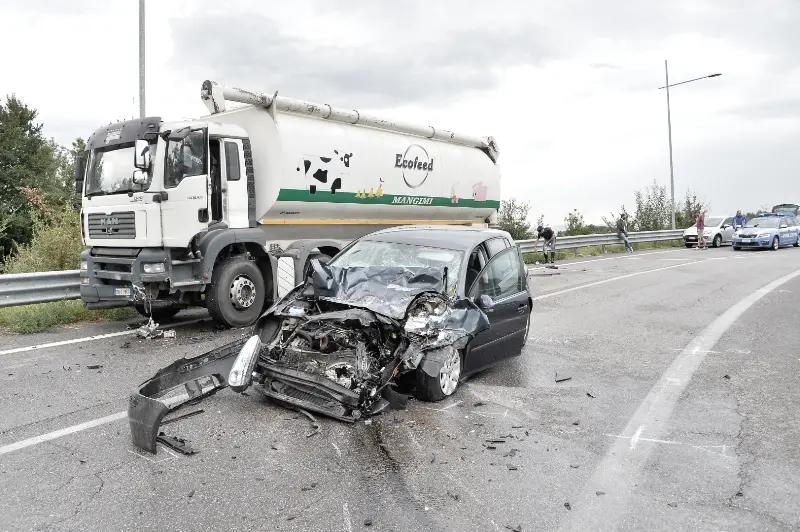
[469,248,523,301]
[484,237,509,258]
[723,218,733,227]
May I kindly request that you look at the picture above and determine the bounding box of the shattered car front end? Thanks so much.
[129,260,489,452]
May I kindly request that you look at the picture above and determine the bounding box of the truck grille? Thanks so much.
[88,212,136,239]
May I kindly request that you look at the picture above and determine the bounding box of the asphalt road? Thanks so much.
[1,246,799,531]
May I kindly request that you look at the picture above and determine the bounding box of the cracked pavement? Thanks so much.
[0,247,799,531]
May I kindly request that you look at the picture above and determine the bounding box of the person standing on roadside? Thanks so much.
[733,210,747,230]
[616,213,633,253]
[535,224,557,264]
[696,210,707,249]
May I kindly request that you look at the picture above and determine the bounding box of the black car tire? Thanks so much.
[771,236,780,251]
[685,243,693,248]
[732,246,741,251]
[712,234,722,248]
[794,238,799,248]
[206,255,266,328]
[414,347,463,402]
[134,305,180,322]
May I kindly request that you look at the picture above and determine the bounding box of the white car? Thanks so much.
[683,215,737,248]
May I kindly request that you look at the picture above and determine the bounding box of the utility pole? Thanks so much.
[664,60,675,229]
[139,0,145,118]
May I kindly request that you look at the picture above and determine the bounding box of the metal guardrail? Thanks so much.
[0,230,684,309]
[0,270,81,308]
[516,229,684,253]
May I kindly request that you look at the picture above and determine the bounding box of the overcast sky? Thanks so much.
[2,0,798,225]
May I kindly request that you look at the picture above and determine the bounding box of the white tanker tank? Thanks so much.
[199,80,501,233]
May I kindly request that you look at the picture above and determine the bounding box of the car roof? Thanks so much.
[362,225,513,250]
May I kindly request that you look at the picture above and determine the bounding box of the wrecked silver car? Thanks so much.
[129,227,532,452]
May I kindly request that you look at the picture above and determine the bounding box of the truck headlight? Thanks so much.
[81,260,88,271]
[229,336,261,392]
[142,263,166,274]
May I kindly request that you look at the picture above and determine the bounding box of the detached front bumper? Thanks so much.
[128,338,246,453]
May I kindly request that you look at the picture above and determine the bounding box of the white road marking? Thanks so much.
[0,411,127,456]
[0,317,207,357]
[342,502,354,532]
[558,267,800,532]
[533,258,712,301]
[629,425,644,450]
[440,400,462,411]
[331,442,342,458]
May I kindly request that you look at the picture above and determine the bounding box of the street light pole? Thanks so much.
[139,0,145,118]
[665,60,675,230]
[658,63,721,229]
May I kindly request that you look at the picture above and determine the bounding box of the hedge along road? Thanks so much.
[1,246,799,531]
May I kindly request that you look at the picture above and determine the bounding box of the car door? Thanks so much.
[779,219,792,244]
[721,217,735,242]
[463,246,528,373]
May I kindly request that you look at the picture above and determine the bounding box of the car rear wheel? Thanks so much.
[712,234,722,248]
[771,236,780,251]
[414,347,462,402]
[794,237,799,248]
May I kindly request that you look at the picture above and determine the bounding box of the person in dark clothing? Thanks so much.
[535,225,556,264]
[616,213,633,253]
[733,210,747,230]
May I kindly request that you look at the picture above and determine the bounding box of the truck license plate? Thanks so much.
[115,287,131,296]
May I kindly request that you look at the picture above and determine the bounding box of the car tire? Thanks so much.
[414,347,462,402]
[794,238,799,248]
[712,234,722,248]
[771,236,780,251]
[206,255,266,328]
[684,243,693,248]
[732,246,741,251]
[134,305,180,322]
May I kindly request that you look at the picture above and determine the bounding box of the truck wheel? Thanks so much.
[207,256,266,328]
[135,306,180,322]
[414,347,462,402]
[302,253,332,279]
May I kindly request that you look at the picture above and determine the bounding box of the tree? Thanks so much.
[497,198,534,240]
[0,95,57,256]
[674,189,709,229]
[563,209,591,236]
[631,179,671,231]
[602,205,631,231]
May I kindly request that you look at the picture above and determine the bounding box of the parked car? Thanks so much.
[732,215,799,250]
[129,226,534,452]
[683,215,737,248]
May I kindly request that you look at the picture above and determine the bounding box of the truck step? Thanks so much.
[171,258,202,265]
[171,279,205,288]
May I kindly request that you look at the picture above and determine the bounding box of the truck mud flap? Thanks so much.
[128,338,247,453]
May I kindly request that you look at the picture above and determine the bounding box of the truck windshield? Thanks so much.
[164,129,206,188]
[85,143,156,196]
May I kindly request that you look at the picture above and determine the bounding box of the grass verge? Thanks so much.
[0,301,135,334]
[523,239,682,264]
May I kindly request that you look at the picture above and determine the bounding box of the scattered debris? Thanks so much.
[187,489,195,498]
[503,449,520,458]
[364,518,374,527]
[136,318,162,339]
[156,432,197,455]
[301,483,317,492]
[564,502,572,511]
[507,464,518,471]
[572,420,580,426]
[486,439,507,444]
[668,502,678,508]
[270,444,278,451]
[586,392,596,398]
[570,464,580,469]
[447,491,460,501]
[512,425,523,429]
[121,341,131,349]
[62,365,71,371]
[161,409,205,425]
[86,364,103,370]
[545,265,558,270]
[474,401,487,407]
[287,515,297,521]
[163,330,176,339]
[596,491,605,496]
[364,419,373,426]
[188,336,202,343]
[295,407,321,438]
[555,371,572,383]
[505,525,523,532]
[723,374,731,380]
[484,445,497,450]
[735,491,743,497]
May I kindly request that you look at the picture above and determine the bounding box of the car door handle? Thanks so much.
[517,304,527,314]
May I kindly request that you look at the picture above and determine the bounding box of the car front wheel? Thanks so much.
[771,236,780,251]
[712,234,722,248]
[414,346,462,402]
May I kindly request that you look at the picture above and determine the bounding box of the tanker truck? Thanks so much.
[76,80,501,328]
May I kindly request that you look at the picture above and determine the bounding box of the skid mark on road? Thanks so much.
[558,267,800,531]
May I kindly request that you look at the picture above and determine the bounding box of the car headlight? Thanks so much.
[81,260,88,271]
[757,233,771,238]
[229,335,262,392]
[142,263,166,274]
[703,229,712,235]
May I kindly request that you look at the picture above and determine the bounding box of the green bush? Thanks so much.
[0,301,133,334]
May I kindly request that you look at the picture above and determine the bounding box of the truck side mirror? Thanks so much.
[134,139,151,170]
[132,169,148,185]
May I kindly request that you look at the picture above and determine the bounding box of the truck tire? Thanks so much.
[135,305,180,322]
[206,256,266,328]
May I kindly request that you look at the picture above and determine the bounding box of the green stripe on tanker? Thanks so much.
[276,189,500,209]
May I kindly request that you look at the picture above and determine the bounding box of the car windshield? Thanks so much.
[701,217,723,227]
[745,217,780,228]
[331,240,464,295]
[85,143,156,195]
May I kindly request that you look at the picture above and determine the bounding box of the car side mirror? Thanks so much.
[134,139,151,170]
[475,294,494,310]
[132,169,148,185]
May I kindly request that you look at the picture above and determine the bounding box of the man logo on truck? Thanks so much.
[395,144,433,189]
